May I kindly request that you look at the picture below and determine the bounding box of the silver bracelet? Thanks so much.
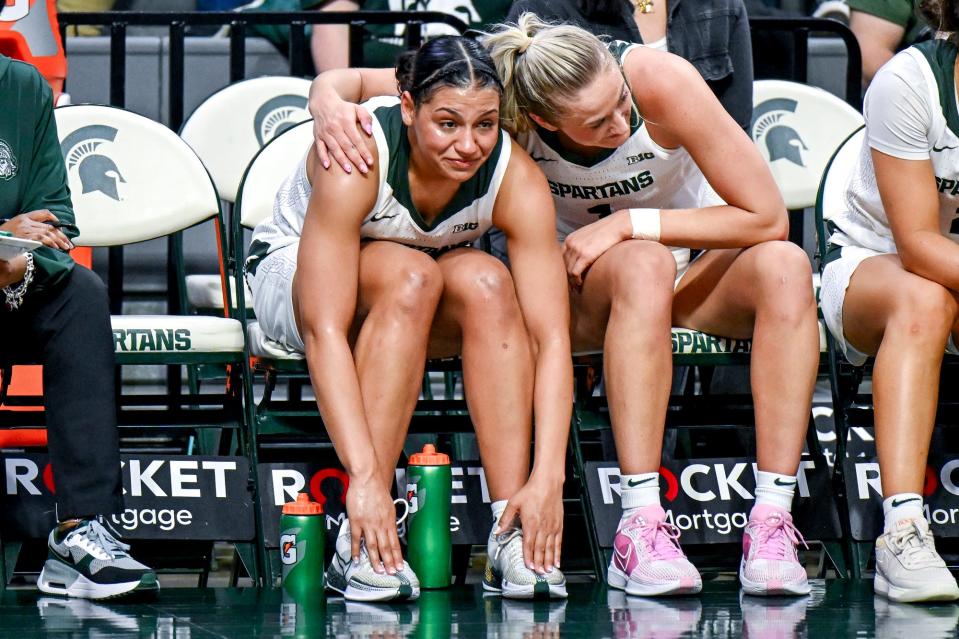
[4,252,34,310]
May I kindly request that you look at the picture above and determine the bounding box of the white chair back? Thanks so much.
[237,120,314,230]
[56,105,220,247]
[180,77,311,202]
[751,80,864,210]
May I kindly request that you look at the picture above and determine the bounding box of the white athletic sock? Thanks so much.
[490,499,509,532]
[488,500,514,561]
[619,472,661,517]
[753,470,797,512]
[883,493,925,533]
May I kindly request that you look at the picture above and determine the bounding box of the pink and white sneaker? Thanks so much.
[740,504,810,596]
[607,504,702,596]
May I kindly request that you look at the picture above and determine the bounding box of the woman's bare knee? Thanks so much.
[606,241,676,312]
[749,241,815,315]
[887,279,959,343]
[383,255,444,318]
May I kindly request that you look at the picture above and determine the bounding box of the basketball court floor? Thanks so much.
[3,580,959,638]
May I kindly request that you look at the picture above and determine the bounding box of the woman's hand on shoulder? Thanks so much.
[310,92,375,175]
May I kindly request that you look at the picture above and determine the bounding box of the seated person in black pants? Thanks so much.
[0,55,156,600]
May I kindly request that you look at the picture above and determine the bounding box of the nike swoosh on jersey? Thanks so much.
[530,156,557,163]
[368,211,400,222]
[627,477,657,487]
[933,145,958,152]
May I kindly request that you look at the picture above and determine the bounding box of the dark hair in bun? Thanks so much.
[394,35,503,105]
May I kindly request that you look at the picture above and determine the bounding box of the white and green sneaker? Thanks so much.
[325,519,419,602]
[874,518,959,603]
[37,518,158,600]
[483,527,567,600]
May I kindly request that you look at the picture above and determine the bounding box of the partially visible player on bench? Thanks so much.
[245,35,572,602]
[309,14,819,598]
[0,54,156,600]
[820,0,959,604]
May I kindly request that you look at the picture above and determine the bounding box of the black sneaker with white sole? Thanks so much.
[37,518,158,600]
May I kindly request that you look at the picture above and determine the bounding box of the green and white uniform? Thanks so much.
[821,39,959,365]
[494,40,722,282]
[246,95,511,351]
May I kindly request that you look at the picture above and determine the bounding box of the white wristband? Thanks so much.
[628,208,662,242]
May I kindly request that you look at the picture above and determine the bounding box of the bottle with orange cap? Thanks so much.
[406,444,452,588]
[279,492,325,598]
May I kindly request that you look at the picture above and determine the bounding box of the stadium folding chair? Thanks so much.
[0,104,257,586]
[572,80,865,581]
[177,77,312,453]
[811,126,940,579]
[179,76,311,317]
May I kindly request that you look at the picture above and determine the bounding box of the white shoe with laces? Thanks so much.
[325,518,420,602]
[874,518,959,603]
[483,527,567,600]
[37,518,157,600]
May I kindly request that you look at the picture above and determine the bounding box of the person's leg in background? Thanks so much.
[9,266,157,599]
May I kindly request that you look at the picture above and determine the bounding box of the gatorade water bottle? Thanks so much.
[406,444,452,589]
[280,493,324,598]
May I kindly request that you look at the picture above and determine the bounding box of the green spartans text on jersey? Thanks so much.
[246,95,511,274]
[516,40,723,272]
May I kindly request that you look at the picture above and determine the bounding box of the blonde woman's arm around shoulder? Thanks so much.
[295,139,404,575]
[624,49,788,248]
[490,141,573,574]
[309,66,398,173]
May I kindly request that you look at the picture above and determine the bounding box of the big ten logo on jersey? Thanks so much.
[0,0,29,22]
[450,222,479,234]
[626,152,655,166]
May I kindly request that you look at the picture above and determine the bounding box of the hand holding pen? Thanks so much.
[0,210,76,251]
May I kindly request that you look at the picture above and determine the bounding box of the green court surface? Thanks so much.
[2,580,958,638]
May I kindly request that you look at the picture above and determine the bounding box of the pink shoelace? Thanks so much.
[622,512,684,561]
[753,512,809,561]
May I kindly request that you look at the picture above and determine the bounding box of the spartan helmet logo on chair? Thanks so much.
[60,125,127,201]
[751,98,809,167]
[253,95,309,147]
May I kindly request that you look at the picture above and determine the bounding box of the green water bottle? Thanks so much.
[406,444,452,589]
[279,492,325,598]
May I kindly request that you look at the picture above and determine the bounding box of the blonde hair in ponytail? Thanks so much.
[482,13,615,134]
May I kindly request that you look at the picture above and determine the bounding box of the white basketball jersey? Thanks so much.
[831,40,959,254]
[518,41,722,271]
[247,95,511,274]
